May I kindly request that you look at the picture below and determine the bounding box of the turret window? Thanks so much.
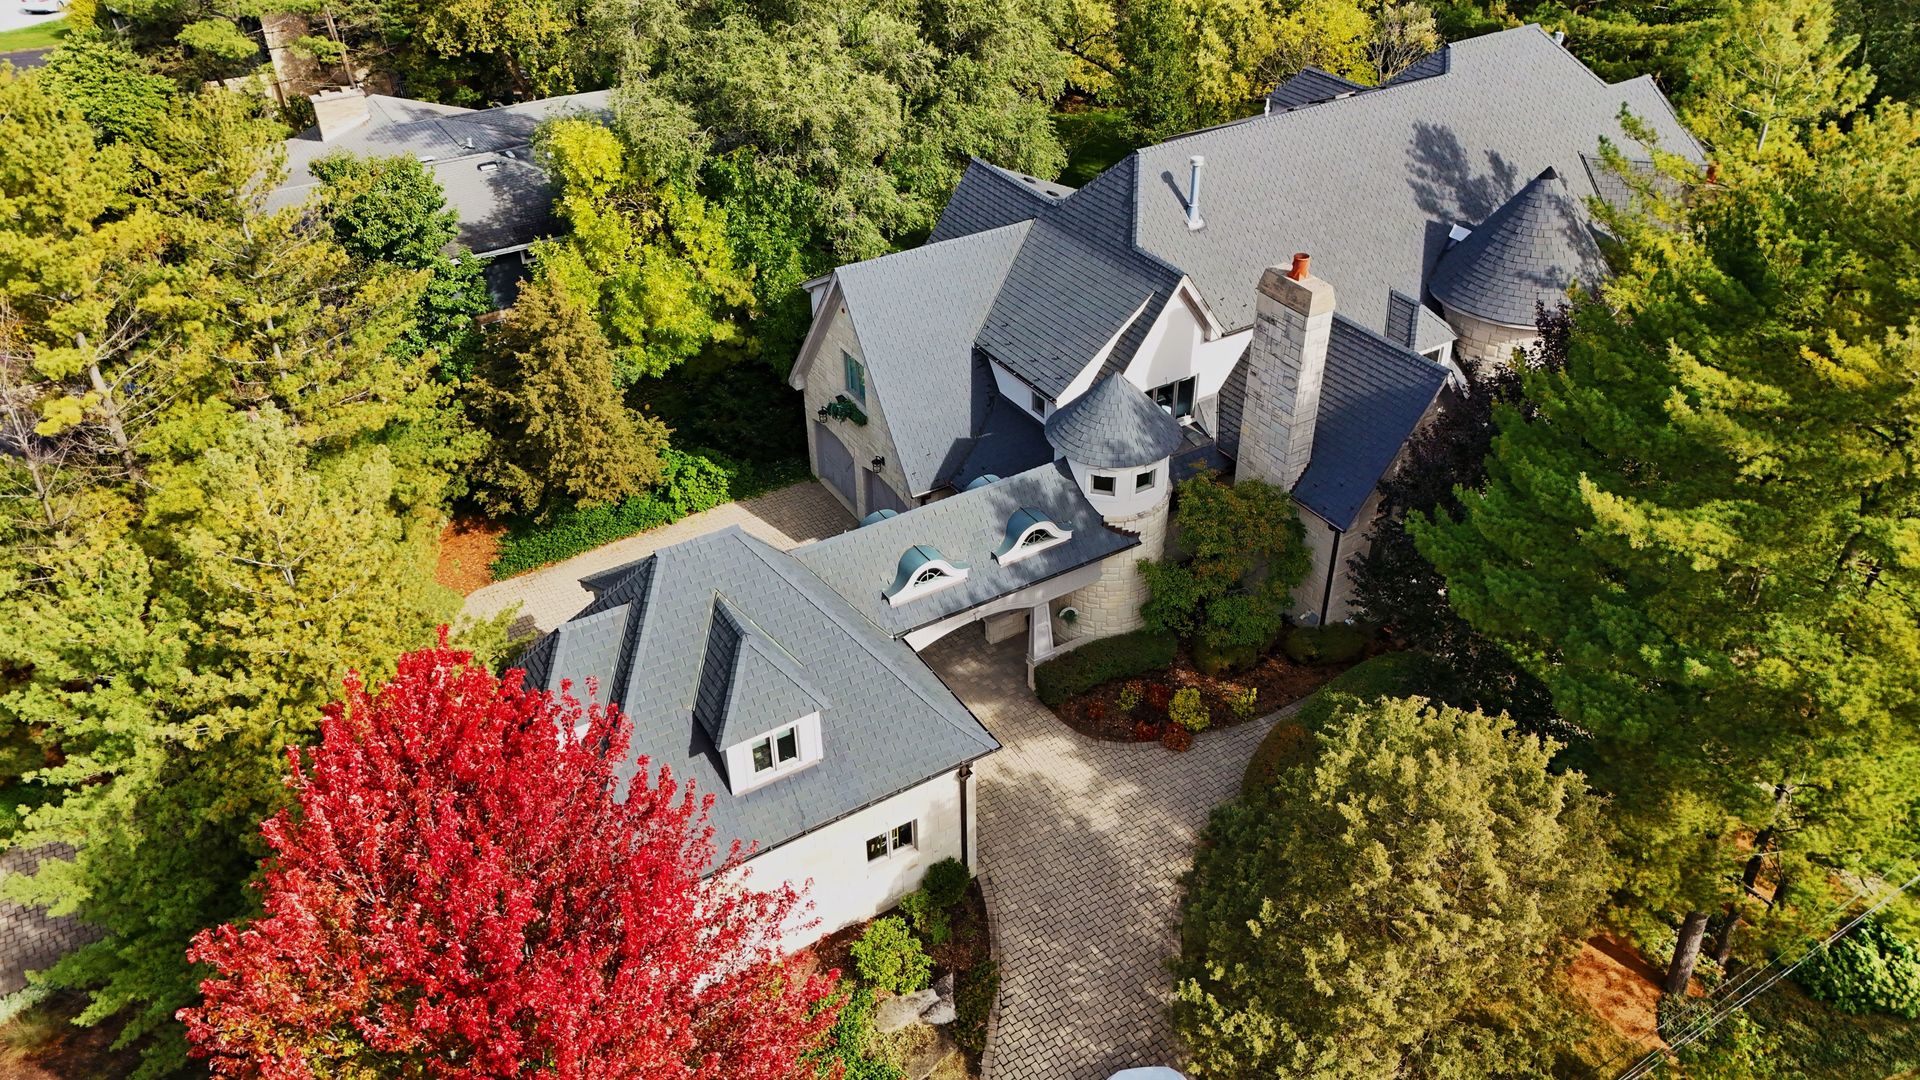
[1136,468,1157,491]
[1091,474,1116,495]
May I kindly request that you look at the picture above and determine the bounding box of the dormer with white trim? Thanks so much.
[994,508,1074,565]
[696,597,829,796]
[886,546,970,607]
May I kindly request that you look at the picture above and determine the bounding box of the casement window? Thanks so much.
[751,725,802,775]
[1150,376,1196,420]
[1090,473,1117,495]
[866,820,918,861]
[1030,389,1048,416]
[1135,468,1157,492]
[843,351,867,404]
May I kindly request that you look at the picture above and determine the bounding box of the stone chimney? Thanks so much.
[1236,252,1334,490]
[310,87,370,141]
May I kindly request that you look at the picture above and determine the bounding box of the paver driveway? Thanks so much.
[921,634,1289,1080]
[463,481,855,636]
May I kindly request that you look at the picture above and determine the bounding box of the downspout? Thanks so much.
[1318,528,1343,625]
[957,763,974,870]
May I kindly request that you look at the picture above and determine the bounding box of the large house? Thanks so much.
[523,25,1700,949]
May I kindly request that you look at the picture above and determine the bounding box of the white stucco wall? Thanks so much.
[794,294,919,513]
[992,361,1050,423]
[736,767,978,951]
[1122,294,1247,409]
[1067,456,1171,521]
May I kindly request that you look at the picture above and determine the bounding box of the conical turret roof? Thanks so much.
[1043,375,1185,469]
[1428,167,1606,329]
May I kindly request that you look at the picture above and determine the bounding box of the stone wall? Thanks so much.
[796,298,916,518]
[1,845,101,996]
[1068,490,1170,638]
[1443,304,1537,369]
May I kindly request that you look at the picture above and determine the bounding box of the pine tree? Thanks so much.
[1692,0,1874,151]
[473,275,669,515]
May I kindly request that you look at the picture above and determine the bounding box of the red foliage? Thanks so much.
[1144,683,1173,713]
[1084,699,1108,723]
[180,640,840,1079]
[1132,720,1160,743]
[1161,725,1193,752]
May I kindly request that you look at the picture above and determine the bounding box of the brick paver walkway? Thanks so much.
[463,481,855,637]
[1,845,101,996]
[922,634,1290,1080]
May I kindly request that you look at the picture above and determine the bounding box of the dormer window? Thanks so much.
[995,508,1074,564]
[752,725,802,773]
[886,545,969,606]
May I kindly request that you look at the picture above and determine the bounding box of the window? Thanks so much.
[1135,468,1157,491]
[1021,528,1056,547]
[913,567,948,587]
[1091,473,1116,495]
[751,725,802,774]
[843,351,866,404]
[1030,390,1048,416]
[866,820,918,861]
[1150,377,1196,420]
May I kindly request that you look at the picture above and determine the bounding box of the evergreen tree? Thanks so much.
[473,276,670,515]
[1173,696,1609,1078]
[1691,0,1874,151]
[1114,0,1202,141]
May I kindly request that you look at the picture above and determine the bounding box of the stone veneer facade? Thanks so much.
[1066,488,1171,638]
[1442,303,1539,368]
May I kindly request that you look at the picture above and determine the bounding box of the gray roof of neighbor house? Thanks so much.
[829,222,1033,497]
[1043,373,1185,469]
[267,90,612,256]
[1427,167,1606,328]
[516,527,997,864]
[1266,66,1366,110]
[793,461,1138,636]
[1217,316,1449,531]
[928,158,1073,244]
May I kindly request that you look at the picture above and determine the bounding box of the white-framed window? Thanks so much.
[1091,473,1116,495]
[913,567,948,587]
[886,546,970,607]
[1150,376,1196,420]
[995,508,1074,564]
[866,820,918,861]
[1135,468,1157,491]
[1030,389,1048,416]
[1022,528,1057,547]
[751,725,802,774]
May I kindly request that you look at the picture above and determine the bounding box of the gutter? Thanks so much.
[1317,526,1343,626]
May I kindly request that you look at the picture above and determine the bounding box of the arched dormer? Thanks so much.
[994,507,1073,565]
[886,545,970,607]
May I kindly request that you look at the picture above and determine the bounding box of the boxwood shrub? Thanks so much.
[1282,621,1373,666]
[1033,629,1178,707]
[1797,917,1920,1018]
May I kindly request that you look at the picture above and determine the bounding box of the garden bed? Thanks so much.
[1049,644,1351,744]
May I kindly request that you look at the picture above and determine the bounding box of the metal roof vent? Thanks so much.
[1185,155,1206,231]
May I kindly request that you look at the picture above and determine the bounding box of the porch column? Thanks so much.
[1027,601,1054,665]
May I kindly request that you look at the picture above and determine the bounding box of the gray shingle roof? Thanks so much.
[952,393,1054,489]
[1428,166,1605,328]
[517,527,996,865]
[1043,374,1185,469]
[267,90,612,256]
[1266,67,1366,111]
[693,597,830,749]
[1130,26,1702,338]
[928,158,1072,244]
[833,223,1031,497]
[793,462,1138,636]
[1385,289,1457,352]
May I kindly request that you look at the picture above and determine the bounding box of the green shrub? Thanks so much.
[953,959,1000,1055]
[491,454,807,578]
[1033,629,1178,707]
[1170,687,1210,732]
[1798,918,1920,1018]
[849,916,932,994]
[922,857,970,910]
[1283,621,1373,666]
[1192,636,1258,676]
[1116,683,1142,711]
[1242,652,1441,797]
[1227,687,1259,719]
[898,889,950,947]
[807,985,905,1080]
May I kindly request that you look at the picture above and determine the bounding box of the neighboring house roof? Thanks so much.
[1266,66,1366,111]
[267,90,612,256]
[831,222,1032,497]
[1043,373,1185,469]
[793,461,1138,637]
[928,158,1073,244]
[517,527,997,863]
[1217,316,1449,531]
[1428,166,1606,328]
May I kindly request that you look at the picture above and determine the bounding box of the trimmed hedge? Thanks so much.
[490,454,811,579]
[1033,629,1178,708]
[1283,621,1373,666]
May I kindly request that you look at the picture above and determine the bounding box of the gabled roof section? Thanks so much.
[1267,67,1366,111]
[694,597,829,749]
[517,527,996,865]
[1290,317,1449,530]
[1043,374,1185,469]
[1385,289,1457,353]
[832,222,1032,496]
[929,158,1073,244]
[794,461,1137,636]
[1428,166,1605,328]
[1129,25,1701,338]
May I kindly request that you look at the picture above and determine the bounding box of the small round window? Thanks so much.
[913,567,947,586]
[1022,529,1056,547]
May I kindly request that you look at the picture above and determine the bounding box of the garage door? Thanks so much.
[813,422,857,508]
[865,469,913,516]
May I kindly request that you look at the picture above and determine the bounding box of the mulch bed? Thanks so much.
[433,515,506,595]
[1052,646,1353,745]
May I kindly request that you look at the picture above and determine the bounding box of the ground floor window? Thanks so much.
[866,819,918,861]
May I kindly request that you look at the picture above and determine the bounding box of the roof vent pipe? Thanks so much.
[1186,155,1206,231]
[1551,29,1566,45]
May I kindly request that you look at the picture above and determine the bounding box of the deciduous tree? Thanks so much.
[1139,473,1308,654]
[181,642,841,1078]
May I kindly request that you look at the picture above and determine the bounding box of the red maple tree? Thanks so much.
[180,640,840,1079]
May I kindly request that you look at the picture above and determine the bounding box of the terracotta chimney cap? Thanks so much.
[1287,253,1311,281]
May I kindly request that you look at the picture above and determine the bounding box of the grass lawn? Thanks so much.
[0,17,67,52]
[1742,978,1920,1078]
[1240,651,1440,796]
[1053,107,1136,188]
